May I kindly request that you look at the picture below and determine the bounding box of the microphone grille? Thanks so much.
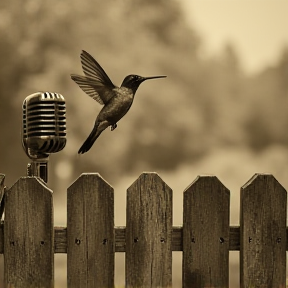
[23,92,66,154]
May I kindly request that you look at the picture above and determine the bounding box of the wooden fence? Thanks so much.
[0,172,287,288]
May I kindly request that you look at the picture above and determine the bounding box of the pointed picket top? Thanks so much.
[184,174,229,195]
[241,173,286,193]
[183,175,230,287]
[6,176,52,195]
[68,172,112,191]
[128,171,171,191]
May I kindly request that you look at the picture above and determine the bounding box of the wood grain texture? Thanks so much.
[240,174,287,288]
[0,225,242,254]
[0,174,5,218]
[4,177,54,288]
[1,173,287,288]
[67,173,114,288]
[54,226,67,253]
[126,172,172,288]
[183,175,230,288]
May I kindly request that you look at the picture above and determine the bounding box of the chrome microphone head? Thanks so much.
[22,92,67,160]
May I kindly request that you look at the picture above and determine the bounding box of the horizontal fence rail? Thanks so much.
[0,172,287,288]
[5,224,288,254]
[3,225,288,253]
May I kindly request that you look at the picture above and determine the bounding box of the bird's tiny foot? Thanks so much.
[110,123,117,131]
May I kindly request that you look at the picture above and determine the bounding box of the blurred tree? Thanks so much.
[0,0,287,188]
[0,0,202,186]
[244,47,288,150]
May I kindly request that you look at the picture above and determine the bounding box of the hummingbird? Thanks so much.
[71,50,166,154]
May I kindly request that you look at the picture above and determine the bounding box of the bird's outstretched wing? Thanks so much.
[71,74,114,105]
[71,50,116,105]
[81,50,115,87]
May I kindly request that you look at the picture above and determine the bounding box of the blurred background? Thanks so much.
[1,0,288,286]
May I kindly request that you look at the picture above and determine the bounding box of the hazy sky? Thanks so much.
[179,0,288,74]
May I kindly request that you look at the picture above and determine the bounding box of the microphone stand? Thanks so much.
[27,158,48,183]
[25,149,49,183]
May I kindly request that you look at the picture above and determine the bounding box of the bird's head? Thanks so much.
[121,74,166,93]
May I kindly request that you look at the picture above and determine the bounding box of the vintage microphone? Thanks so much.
[22,92,67,182]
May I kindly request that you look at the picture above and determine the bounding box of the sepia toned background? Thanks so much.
[1,0,288,286]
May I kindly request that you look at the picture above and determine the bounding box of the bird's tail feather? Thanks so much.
[78,121,109,154]
[78,124,101,154]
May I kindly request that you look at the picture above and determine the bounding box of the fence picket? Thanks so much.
[240,174,287,288]
[183,175,230,288]
[0,174,5,218]
[1,172,288,287]
[126,172,172,287]
[67,173,114,288]
[4,177,54,288]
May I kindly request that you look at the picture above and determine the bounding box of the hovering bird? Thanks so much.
[71,50,166,154]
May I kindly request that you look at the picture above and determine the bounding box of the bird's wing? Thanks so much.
[71,50,117,105]
[71,74,116,105]
[81,50,115,86]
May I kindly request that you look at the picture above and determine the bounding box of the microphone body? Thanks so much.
[22,92,67,182]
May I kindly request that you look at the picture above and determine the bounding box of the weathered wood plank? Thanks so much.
[240,174,286,288]
[4,177,54,288]
[115,226,126,252]
[126,172,172,287]
[229,226,240,251]
[0,224,3,254]
[54,226,67,253]
[115,226,182,253]
[54,226,239,253]
[183,175,230,288]
[0,225,242,253]
[67,173,114,288]
[171,226,182,251]
[0,174,5,218]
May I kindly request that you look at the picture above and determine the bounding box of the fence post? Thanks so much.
[4,177,54,288]
[67,173,114,288]
[0,174,5,218]
[182,175,230,288]
[126,172,172,287]
[240,174,286,288]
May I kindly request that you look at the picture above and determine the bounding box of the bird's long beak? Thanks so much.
[142,75,167,81]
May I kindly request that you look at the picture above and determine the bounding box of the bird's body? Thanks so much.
[71,50,166,154]
[99,87,134,125]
